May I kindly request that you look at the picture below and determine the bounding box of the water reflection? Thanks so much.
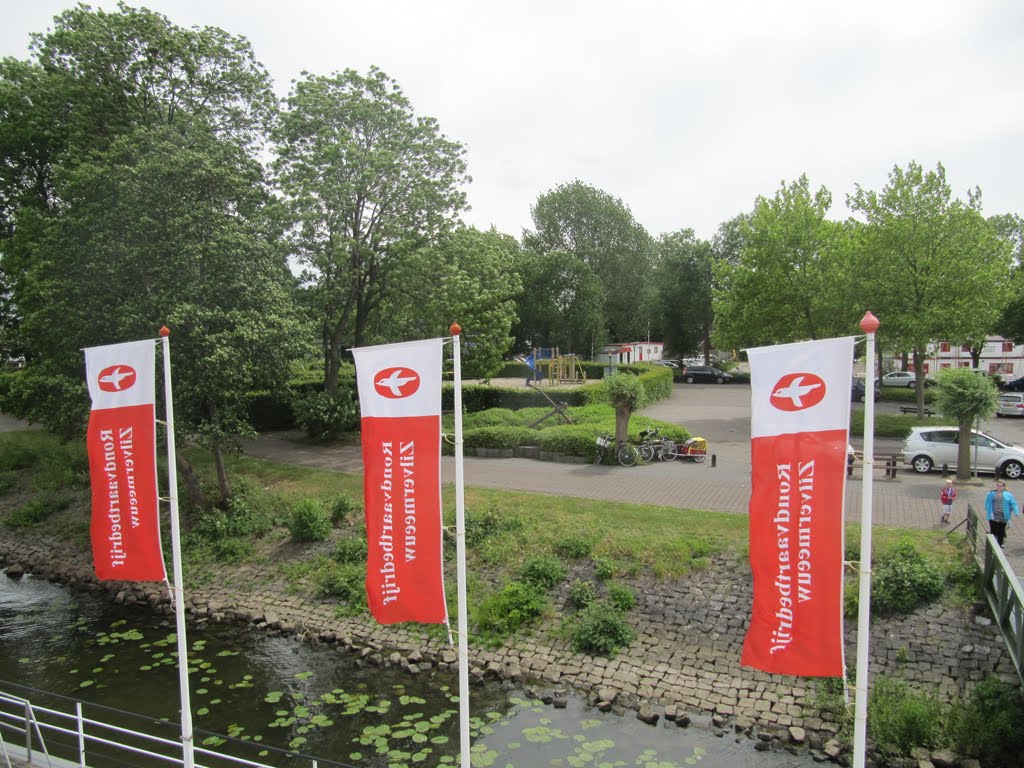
[0,570,814,767]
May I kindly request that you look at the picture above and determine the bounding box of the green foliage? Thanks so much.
[933,367,999,426]
[519,553,567,589]
[317,562,367,615]
[464,505,524,546]
[849,409,929,439]
[654,230,714,363]
[473,581,549,640]
[569,600,636,657]
[553,534,595,560]
[288,499,332,543]
[332,536,367,565]
[5,492,71,528]
[868,676,949,755]
[592,556,616,581]
[606,582,637,612]
[871,540,945,616]
[330,492,361,525]
[463,426,538,451]
[603,373,644,413]
[294,390,360,442]
[952,676,1024,766]
[569,579,597,609]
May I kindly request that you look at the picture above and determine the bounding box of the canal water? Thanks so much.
[0,569,817,768]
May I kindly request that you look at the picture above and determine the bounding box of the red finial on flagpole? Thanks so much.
[449,322,461,336]
[159,326,171,337]
[859,312,879,334]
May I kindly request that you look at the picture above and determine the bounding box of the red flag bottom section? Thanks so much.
[741,429,846,677]
[87,404,165,581]
[361,415,446,624]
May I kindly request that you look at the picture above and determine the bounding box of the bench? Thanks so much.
[848,453,900,479]
[899,406,935,417]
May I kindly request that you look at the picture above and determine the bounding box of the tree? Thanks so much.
[847,162,1013,413]
[712,176,854,350]
[653,230,713,358]
[523,181,653,343]
[380,227,522,378]
[272,67,470,393]
[0,5,303,505]
[932,367,999,480]
[604,372,643,449]
[511,248,605,356]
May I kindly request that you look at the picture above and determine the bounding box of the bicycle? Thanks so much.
[638,428,678,462]
[594,433,641,467]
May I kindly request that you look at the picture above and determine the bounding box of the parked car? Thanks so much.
[996,393,1024,418]
[851,378,879,402]
[901,426,1024,478]
[681,365,732,384]
[881,371,916,388]
[1001,376,1024,392]
[654,360,679,368]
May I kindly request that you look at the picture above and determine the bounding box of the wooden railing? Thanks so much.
[964,503,1024,683]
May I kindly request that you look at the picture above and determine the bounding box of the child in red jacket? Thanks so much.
[940,478,956,524]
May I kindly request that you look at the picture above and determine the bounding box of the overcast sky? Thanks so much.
[3,1,1022,241]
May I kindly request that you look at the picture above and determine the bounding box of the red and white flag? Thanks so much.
[353,338,448,625]
[84,339,166,581]
[741,336,853,677]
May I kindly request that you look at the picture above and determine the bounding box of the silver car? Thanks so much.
[902,426,1024,478]
[996,393,1024,418]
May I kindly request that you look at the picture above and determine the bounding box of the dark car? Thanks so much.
[1002,376,1024,392]
[852,378,879,402]
[682,365,732,384]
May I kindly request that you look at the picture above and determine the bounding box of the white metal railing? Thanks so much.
[0,685,355,768]
[964,503,1024,683]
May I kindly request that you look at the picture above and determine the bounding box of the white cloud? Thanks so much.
[3,0,1022,240]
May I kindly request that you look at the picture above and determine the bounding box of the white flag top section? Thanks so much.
[748,337,856,439]
[85,340,156,410]
[354,339,444,419]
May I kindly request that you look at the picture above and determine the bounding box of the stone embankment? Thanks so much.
[0,528,1014,768]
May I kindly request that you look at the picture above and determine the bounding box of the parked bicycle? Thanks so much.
[638,428,678,462]
[594,433,641,466]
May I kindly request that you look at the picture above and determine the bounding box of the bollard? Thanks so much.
[710,453,716,468]
[942,463,949,476]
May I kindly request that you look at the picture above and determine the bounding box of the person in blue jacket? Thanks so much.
[984,479,1020,547]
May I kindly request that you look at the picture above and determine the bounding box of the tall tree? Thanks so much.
[0,5,303,505]
[272,67,470,393]
[511,248,605,356]
[523,181,653,343]
[712,175,854,350]
[932,367,999,481]
[847,162,1013,411]
[381,227,522,378]
[653,230,714,358]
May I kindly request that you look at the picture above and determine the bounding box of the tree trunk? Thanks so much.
[175,454,208,511]
[957,417,974,481]
[213,442,231,504]
[913,347,926,415]
[614,406,631,448]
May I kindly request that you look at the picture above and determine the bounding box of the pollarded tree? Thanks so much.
[932,367,999,480]
[272,67,470,393]
[712,175,856,351]
[523,181,654,343]
[848,162,1013,413]
[378,227,522,378]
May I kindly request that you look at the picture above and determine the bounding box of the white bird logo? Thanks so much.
[771,376,822,408]
[99,366,134,391]
[375,369,418,398]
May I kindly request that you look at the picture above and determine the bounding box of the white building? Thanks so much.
[912,337,1024,379]
[600,341,665,365]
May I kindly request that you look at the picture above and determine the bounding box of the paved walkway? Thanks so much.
[240,382,1024,577]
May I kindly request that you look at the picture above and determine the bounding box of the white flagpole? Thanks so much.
[449,323,471,768]
[852,311,879,768]
[159,327,195,768]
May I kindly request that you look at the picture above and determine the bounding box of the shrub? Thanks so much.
[553,534,594,560]
[606,582,636,612]
[331,492,361,525]
[464,505,524,546]
[5,492,71,528]
[289,499,332,542]
[952,675,1024,766]
[569,579,596,608]
[317,562,367,615]
[537,425,605,457]
[332,535,367,564]
[463,426,538,450]
[592,556,615,581]
[519,553,567,589]
[473,581,549,638]
[294,390,359,441]
[871,541,944,616]
[868,676,949,755]
[208,538,253,564]
[570,600,635,656]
